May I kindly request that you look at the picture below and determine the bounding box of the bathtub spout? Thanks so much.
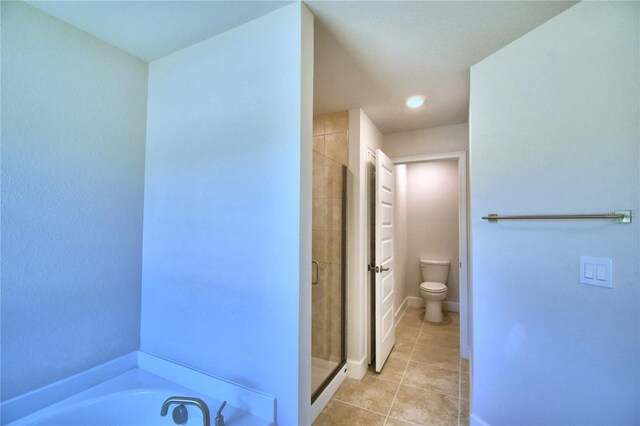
[161,396,211,426]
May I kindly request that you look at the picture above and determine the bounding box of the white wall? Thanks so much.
[383,123,468,158]
[1,1,147,401]
[393,165,408,321]
[405,161,459,306]
[470,2,639,424]
[141,5,313,425]
[346,109,383,377]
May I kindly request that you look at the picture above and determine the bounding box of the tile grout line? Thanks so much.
[321,310,460,426]
[398,381,459,399]
[330,398,390,418]
[405,357,460,372]
[383,309,425,426]
[406,311,462,426]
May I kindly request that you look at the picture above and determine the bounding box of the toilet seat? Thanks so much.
[420,281,447,292]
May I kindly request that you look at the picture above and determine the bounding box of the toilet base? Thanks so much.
[424,299,444,323]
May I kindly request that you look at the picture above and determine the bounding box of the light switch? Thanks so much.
[596,264,606,281]
[580,256,612,288]
[584,263,594,279]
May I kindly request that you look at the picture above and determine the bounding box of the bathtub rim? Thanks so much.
[0,351,276,425]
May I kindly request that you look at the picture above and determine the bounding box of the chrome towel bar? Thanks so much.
[482,210,631,223]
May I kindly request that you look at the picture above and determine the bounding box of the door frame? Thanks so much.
[365,149,376,366]
[392,151,470,358]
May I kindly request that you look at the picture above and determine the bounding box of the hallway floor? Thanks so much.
[314,307,469,426]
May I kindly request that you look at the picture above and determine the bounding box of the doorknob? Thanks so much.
[374,266,390,273]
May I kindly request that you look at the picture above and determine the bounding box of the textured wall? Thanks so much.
[1,1,147,400]
[141,5,312,424]
[471,2,639,423]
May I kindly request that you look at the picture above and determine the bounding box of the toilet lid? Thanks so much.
[420,281,447,292]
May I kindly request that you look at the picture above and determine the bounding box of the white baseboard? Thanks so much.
[443,301,459,312]
[407,296,423,307]
[311,365,347,423]
[395,298,408,326]
[461,345,470,360]
[406,296,460,313]
[346,355,367,379]
[471,413,490,426]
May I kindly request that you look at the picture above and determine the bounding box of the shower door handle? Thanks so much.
[312,260,320,285]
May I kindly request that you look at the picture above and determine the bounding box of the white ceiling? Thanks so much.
[308,1,577,134]
[27,0,577,135]
[27,1,292,62]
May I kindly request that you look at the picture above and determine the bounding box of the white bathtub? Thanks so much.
[3,353,274,426]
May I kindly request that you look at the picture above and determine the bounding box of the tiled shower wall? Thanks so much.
[312,111,348,363]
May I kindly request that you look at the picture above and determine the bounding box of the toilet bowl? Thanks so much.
[419,260,450,323]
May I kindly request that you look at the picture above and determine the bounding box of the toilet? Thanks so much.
[419,260,450,323]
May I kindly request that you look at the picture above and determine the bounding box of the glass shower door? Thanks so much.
[311,151,346,401]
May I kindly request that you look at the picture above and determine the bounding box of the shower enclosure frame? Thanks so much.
[311,164,347,404]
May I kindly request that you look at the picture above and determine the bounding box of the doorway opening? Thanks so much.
[392,151,469,358]
[365,150,471,364]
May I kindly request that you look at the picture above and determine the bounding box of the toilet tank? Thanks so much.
[420,260,450,283]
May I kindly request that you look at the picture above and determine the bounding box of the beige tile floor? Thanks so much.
[314,307,470,426]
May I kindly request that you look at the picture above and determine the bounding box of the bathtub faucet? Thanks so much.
[161,396,211,426]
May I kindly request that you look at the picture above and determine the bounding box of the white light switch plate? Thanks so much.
[580,256,612,288]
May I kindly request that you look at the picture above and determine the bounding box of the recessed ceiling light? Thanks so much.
[406,95,426,108]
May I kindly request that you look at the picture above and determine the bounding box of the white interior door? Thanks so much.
[374,148,395,372]
[366,150,376,365]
